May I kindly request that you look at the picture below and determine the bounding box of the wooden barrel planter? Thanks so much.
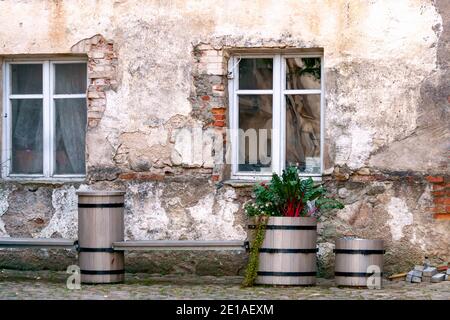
[334,238,384,287]
[249,216,317,286]
[77,191,125,284]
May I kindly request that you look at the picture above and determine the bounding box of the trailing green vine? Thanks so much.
[242,215,268,287]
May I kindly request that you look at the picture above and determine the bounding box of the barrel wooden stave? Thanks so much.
[77,191,125,284]
[79,253,125,284]
[251,216,317,286]
[334,239,384,287]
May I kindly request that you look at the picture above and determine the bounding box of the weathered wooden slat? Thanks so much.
[0,237,75,249]
[112,240,248,251]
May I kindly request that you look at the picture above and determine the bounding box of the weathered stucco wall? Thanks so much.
[0,0,448,276]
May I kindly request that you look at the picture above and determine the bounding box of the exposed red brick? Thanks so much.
[201,95,210,101]
[212,84,225,92]
[214,120,225,127]
[433,213,450,220]
[71,34,118,129]
[211,174,219,182]
[88,119,99,127]
[426,176,444,183]
[373,174,387,181]
[211,107,226,115]
[119,172,138,180]
[213,114,225,121]
[433,197,450,205]
[138,172,165,181]
[87,91,106,99]
[432,190,446,197]
[432,184,447,191]
[430,206,446,213]
[33,218,45,225]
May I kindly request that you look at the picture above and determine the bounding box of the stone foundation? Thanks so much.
[0,173,448,277]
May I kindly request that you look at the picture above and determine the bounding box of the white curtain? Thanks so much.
[11,99,43,173]
[11,64,44,174]
[54,98,86,174]
[54,63,87,174]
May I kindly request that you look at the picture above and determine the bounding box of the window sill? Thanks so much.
[224,175,323,187]
[1,177,86,185]
[223,179,266,188]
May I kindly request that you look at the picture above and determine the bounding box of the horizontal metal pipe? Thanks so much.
[112,240,248,251]
[0,238,249,251]
[0,237,76,249]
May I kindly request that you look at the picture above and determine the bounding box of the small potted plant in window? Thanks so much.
[243,166,344,286]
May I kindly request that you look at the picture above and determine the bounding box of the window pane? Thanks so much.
[54,63,87,94]
[285,94,320,174]
[11,64,43,94]
[54,98,87,174]
[11,99,43,174]
[238,95,272,172]
[285,58,321,90]
[239,58,273,90]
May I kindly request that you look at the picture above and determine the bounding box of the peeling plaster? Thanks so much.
[333,126,375,170]
[187,188,246,240]
[386,197,413,241]
[124,183,170,240]
[38,186,83,239]
[0,189,11,237]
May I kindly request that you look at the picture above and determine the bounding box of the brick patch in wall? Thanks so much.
[117,167,214,182]
[118,172,165,181]
[71,34,118,128]
[426,175,450,220]
[191,43,229,182]
[426,176,444,183]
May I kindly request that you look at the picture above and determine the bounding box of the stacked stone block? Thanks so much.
[405,265,447,283]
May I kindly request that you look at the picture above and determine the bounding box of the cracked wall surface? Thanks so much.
[0,0,448,275]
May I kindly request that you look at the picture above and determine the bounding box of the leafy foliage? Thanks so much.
[298,58,321,80]
[244,166,344,218]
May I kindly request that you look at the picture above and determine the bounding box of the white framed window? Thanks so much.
[2,58,88,181]
[228,53,324,180]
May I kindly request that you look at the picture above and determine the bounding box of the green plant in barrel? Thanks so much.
[242,166,344,287]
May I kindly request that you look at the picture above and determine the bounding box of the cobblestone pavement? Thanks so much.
[0,269,448,300]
